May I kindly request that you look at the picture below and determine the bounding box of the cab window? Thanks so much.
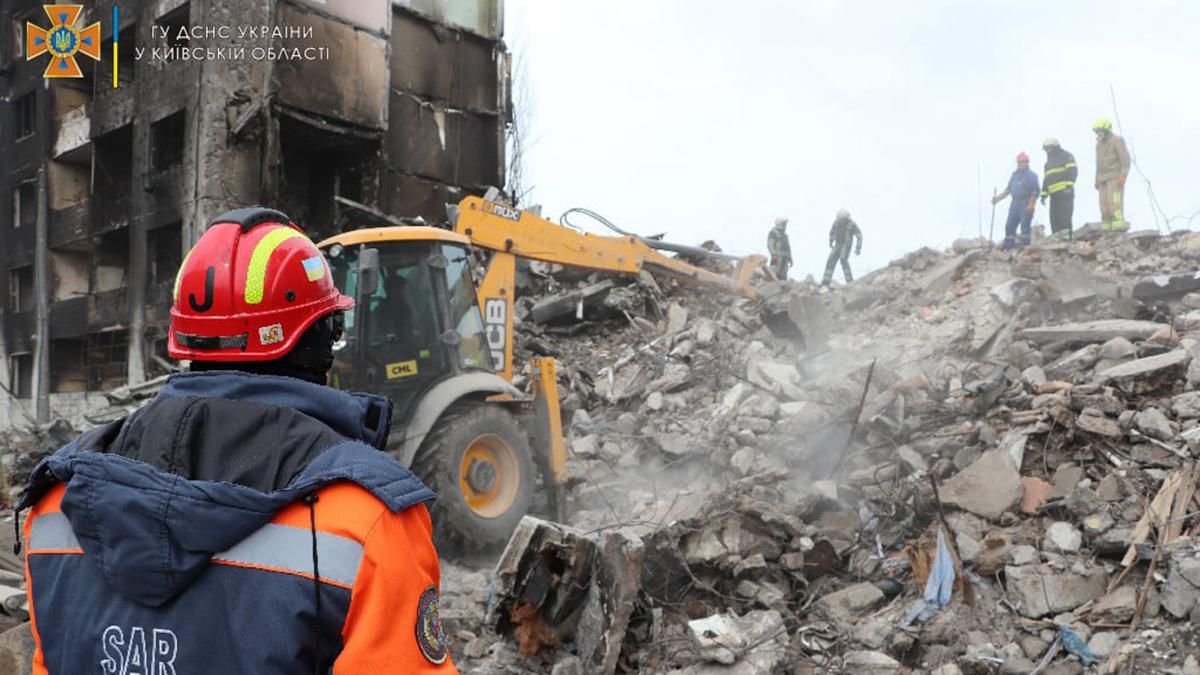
[442,244,493,371]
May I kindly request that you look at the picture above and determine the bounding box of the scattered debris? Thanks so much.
[16,231,1200,672]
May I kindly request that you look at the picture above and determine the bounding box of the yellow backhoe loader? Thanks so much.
[318,196,772,550]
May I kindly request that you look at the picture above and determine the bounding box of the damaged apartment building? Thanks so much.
[0,0,509,428]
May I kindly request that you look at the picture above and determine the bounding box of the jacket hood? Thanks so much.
[19,372,433,607]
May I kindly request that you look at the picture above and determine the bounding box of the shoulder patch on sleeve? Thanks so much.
[416,585,448,664]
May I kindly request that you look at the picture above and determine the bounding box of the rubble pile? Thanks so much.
[10,228,1200,671]
[446,228,1200,674]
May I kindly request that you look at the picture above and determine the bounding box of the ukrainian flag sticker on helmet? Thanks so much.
[302,256,325,282]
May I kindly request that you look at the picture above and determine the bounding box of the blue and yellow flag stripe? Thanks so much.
[112,5,119,88]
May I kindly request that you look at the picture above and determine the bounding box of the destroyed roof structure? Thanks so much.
[0,0,509,429]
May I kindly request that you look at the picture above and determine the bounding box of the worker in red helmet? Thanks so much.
[991,152,1040,251]
[17,208,457,673]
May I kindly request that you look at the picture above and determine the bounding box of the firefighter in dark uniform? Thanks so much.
[1040,138,1078,240]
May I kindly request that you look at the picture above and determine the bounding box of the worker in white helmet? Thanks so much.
[822,209,862,286]
[767,216,792,280]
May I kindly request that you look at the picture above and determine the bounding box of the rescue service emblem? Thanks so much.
[416,585,447,664]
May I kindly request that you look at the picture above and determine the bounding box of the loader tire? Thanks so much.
[412,402,535,553]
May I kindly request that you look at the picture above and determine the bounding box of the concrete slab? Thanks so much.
[1020,319,1169,344]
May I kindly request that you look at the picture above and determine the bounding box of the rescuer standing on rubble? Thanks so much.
[767,216,792,280]
[16,208,456,673]
[1093,117,1131,231]
[1040,138,1078,241]
[992,152,1039,251]
[822,209,862,286]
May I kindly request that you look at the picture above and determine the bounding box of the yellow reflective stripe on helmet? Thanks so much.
[245,228,307,305]
[173,244,197,302]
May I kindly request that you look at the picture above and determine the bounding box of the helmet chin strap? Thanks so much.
[191,311,344,385]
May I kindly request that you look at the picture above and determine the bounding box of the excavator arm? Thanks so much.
[456,196,765,299]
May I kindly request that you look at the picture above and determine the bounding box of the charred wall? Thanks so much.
[0,0,508,424]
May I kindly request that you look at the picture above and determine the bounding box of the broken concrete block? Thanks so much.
[1088,631,1120,659]
[666,302,689,335]
[1098,336,1137,361]
[1075,410,1123,438]
[1090,585,1138,623]
[655,433,694,459]
[1162,542,1200,619]
[1133,269,1200,300]
[1004,563,1108,618]
[489,518,596,656]
[777,401,831,428]
[1020,319,1168,344]
[1173,391,1200,419]
[1135,407,1176,441]
[842,650,902,673]
[815,582,885,618]
[687,609,784,666]
[575,530,645,674]
[1043,522,1083,553]
[571,434,601,459]
[1008,545,1038,567]
[747,360,804,400]
[939,449,1023,520]
[1022,365,1048,387]
[0,623,33,675]
[531,280,615,323]
[1082,512,1115,537]
[647,362,692,394]
[1045,344,1101,381]
[991,278,1037,308]
[1050,463,1084,500]
[1095,349,1191,394]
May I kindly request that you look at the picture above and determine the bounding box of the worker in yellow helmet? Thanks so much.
[1092,117,1131,232]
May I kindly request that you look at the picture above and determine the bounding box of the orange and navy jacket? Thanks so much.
[17,371,458,674]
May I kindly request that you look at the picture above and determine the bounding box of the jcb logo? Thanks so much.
[484,298,506,371]
[386,360,418,379]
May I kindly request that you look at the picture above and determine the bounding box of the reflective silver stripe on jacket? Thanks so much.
[28,512,81,551]
[213,523,364,588]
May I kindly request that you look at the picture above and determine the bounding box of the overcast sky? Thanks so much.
[503,0,1200,280]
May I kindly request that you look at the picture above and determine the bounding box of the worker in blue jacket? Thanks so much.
[992,152,1040,250]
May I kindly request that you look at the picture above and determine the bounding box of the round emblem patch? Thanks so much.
[416,585,448,664]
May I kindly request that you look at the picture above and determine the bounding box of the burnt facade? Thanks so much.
[0,0,509,427]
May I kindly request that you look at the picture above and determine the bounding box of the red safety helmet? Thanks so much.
[1016,152,1030,163]
[168,208,353,362]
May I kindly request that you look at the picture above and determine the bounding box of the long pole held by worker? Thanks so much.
[988,187,998,244]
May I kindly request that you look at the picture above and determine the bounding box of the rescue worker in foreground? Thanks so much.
[1040,138,1078,241]
[1093,117,1131,231]
[992,152,1039,251]
[767,216,792,280]
[822,208,862,286]
[17,208,456,673]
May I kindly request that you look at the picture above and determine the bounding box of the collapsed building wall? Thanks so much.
[0,0,509,430]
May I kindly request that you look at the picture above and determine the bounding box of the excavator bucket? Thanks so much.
[758,282,831,350]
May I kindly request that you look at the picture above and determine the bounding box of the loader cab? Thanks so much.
[321,228,494,418]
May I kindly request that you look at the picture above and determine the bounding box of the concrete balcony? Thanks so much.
[52,105,92,162]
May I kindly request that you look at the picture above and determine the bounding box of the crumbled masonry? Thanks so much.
[12,229,1200,672]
